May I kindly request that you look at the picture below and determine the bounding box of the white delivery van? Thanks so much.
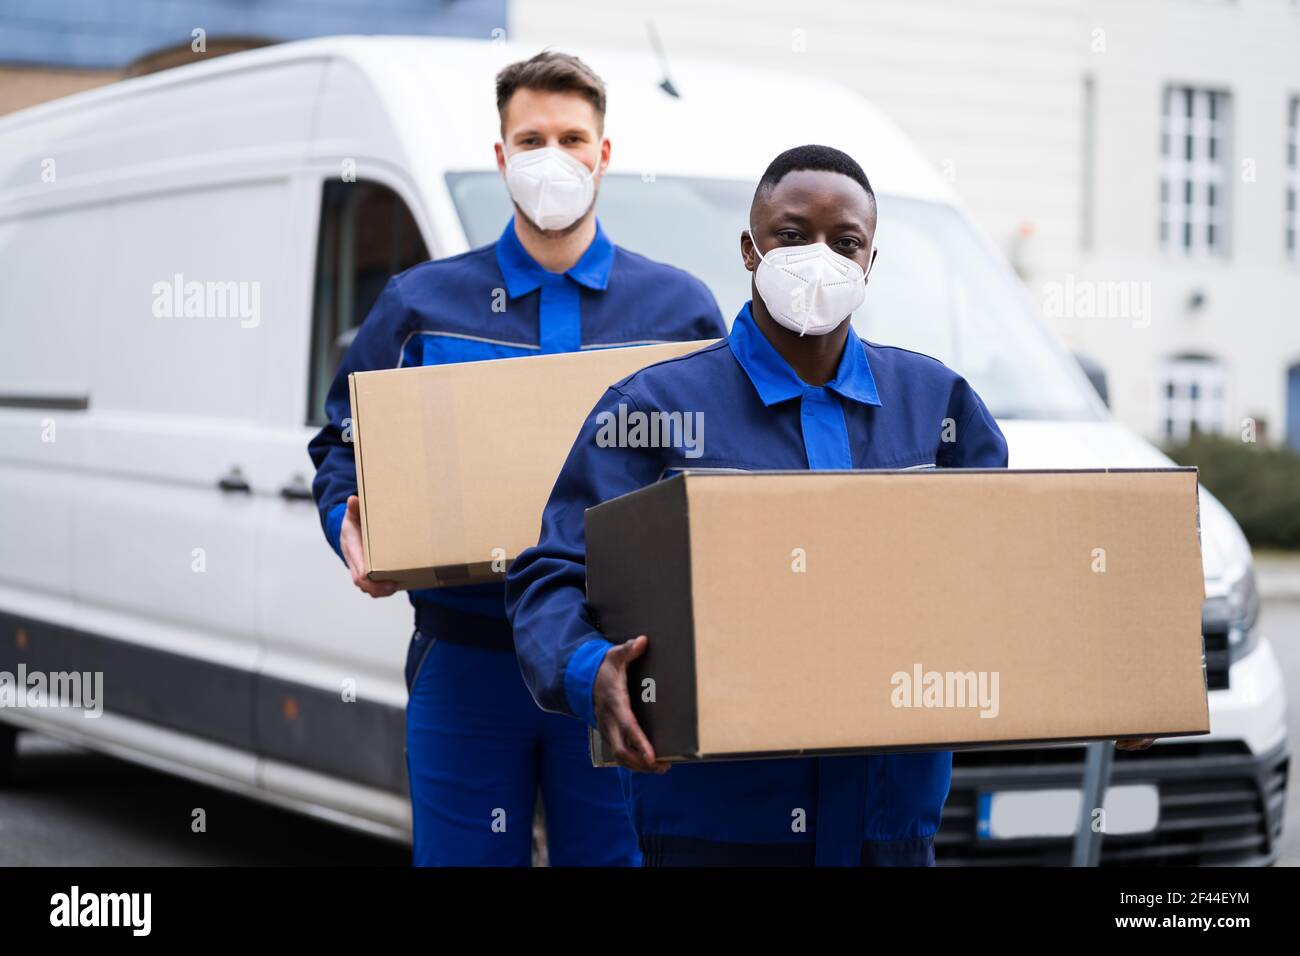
[0,36,1287,861]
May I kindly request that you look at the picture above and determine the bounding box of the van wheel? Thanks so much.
[0,722,17,785]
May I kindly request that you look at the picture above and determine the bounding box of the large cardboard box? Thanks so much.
[586,468,1209,764]
[348,341,713,588]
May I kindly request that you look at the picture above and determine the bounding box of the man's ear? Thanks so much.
[494,141,507,175]
[598,137,611,175]
[740,229,758,272]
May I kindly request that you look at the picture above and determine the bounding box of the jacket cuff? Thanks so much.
[564,637,615,728]
[325,501,349,564]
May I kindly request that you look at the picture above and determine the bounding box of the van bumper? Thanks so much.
[937,638,1290,866]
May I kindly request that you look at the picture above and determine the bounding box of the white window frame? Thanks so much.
[1287,96,1299,259]
[1158,355,1228,442]
[1160,86,1232,257]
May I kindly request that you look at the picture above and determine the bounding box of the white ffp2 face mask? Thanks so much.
[503,146,596,231]
[749,228,870,336]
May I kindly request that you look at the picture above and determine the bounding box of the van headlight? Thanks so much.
[1203,565,1260,663]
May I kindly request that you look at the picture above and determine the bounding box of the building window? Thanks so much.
[306,179,429,426]
[1159,355,1228,442]
[1160,86,1231,256]
[1288,96,1298,258]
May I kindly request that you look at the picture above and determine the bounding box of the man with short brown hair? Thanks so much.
[308,50,724,866]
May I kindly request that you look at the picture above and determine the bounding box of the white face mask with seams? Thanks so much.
[748,228,871,336]
[504,146,596,231]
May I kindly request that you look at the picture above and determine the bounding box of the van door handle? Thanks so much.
[217,466,251,493]
[279,473,314,501]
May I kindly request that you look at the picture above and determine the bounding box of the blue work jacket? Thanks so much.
[506,301,1010,864]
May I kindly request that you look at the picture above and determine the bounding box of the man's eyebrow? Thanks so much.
[771,211,812,225]
[510,126,592,140]
[767,212,867,232]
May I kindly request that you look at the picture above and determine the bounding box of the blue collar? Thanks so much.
[727,301,882,407]
[494,215,614,298]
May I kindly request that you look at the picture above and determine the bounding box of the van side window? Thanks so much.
[307,180,429,425]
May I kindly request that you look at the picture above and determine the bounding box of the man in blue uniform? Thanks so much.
[508,144,1157,866]
[308,52,725,867]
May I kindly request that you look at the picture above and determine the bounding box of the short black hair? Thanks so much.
[753,144,875,206]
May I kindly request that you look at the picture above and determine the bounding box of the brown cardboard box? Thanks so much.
[585,468,1209,764]
[348,341,713,588]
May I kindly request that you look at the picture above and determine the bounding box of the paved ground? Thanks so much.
[1257,552,1300,602]
[1,596,1296,866]
[0,736,408,865]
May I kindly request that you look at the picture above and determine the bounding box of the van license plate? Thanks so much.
[976,785,1159,839]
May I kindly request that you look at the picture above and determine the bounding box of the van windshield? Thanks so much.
[446,172,1101,421]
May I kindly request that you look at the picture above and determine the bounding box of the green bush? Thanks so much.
[1164,435,1300,551]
